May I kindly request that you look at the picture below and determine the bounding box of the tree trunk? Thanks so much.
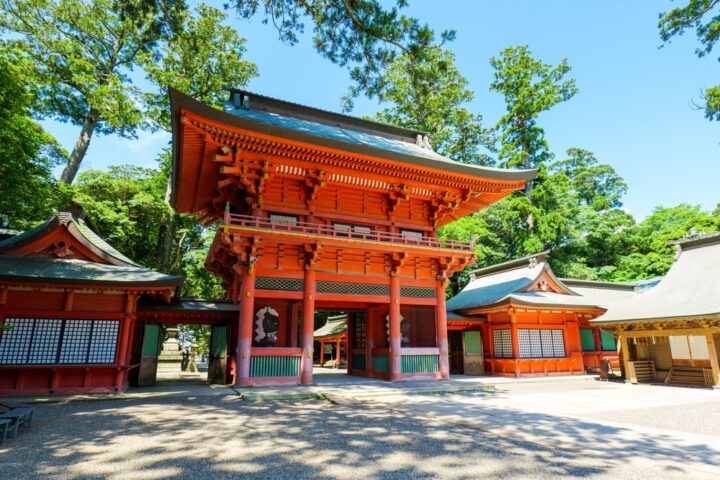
[60,108,100,184]
[157,216,176,274]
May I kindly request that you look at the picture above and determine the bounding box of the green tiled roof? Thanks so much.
[314,315,348,338]
[0,219,52,249]
[0,212,140,267]
[74,218,139,266]
[0,256,183,287]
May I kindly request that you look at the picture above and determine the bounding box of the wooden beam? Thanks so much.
[617,327,720,338]
[707,333,720,388]
[619,334,635,383]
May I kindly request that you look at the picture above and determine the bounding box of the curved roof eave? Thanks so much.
[169,88,537,208]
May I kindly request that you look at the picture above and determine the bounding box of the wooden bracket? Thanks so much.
[436,256,469,281]
[387,184,410,218]
[429,190,471,226]
[230,235,261,273]
[389,252,407,276]
[304,170,326,210]
[302,243,323,270]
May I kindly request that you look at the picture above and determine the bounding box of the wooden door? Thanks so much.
[449,330,464,374]
[463,330,485,375]
[137,324,161,387]
[208,324,228,384]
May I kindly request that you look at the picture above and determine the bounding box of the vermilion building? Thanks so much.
[169,88,535,386]
[0,211,183,395]
[446,253,645,377]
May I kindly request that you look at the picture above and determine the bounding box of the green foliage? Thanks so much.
[0,0,166,183]
[373,46,493,165]
[178,324,211,356]
[0,41,67,229]
[0,0,258,183]
[69,164,224,299]
[143,3,259,130]
[658,1,720,120]
[71,166,174,267]
[179,226,226,300]
[490,45,578,170]
[227,0,454,107]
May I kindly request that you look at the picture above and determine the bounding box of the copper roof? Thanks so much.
[593,232,720,325]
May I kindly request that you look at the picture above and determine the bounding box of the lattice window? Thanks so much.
[0,318,119,365]
[551,330,566,357]
[269,214,297,226]
[59,320,93,364]
[400,286,436,299]
[354,313,366,349]
[88,321,119,364]
[493,329,512,358]
[0,318,34,364]
[255,277,304,291]
[517,329,565,358]
[333,222,373,238]
[27,319,62,364]
[316,281,389,296]
[400,229,424,241]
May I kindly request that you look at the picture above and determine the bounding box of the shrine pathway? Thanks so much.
[337,378,720,479]
[1,376,718,479]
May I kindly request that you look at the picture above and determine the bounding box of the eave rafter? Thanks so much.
[180,113,526,195]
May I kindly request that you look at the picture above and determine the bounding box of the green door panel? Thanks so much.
[464,331,483,354]
[141,324,160,355]
[580,328,596,351]
[600,329,617,351]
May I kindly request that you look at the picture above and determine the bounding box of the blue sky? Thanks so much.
[43,1,719,219]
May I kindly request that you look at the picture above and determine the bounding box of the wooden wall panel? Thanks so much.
[7,290,64,312]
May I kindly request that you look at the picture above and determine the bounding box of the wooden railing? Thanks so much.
[223,213,473,252]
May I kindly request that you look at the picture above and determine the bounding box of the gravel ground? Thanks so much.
[1,381,718,479]
[584,399,720,437]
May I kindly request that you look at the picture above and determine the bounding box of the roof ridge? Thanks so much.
[469,251,550,279]
[225,88,429,143]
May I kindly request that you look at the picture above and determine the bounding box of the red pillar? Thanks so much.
[115,314,133,391]
[301,267,316,384]
[236,267,255,386]
[335,340,341,368]
[510,310,521,378]
[436,280,450,379]
[389,274,402,381]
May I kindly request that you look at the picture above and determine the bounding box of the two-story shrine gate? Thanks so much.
[170,88,535,386]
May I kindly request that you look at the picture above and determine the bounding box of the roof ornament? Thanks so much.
[416,134,424,147]
[423,135,432,150]
[528,257,538,268]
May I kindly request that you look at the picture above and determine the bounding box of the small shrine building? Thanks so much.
[593,233,720,388]
[0,209,245,395]
[445,253,645,377]
[0,210,184,395]
[169,88,535,386]
[313,314,348,368]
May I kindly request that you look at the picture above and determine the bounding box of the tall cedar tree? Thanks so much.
[659,1,720,120]
[226,0,454,109]
[373,46,493,166]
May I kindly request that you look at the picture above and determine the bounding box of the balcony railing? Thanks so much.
[223,213,473,252]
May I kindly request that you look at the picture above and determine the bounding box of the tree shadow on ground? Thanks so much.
[0,390,716,479]
[360,388,720,478]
